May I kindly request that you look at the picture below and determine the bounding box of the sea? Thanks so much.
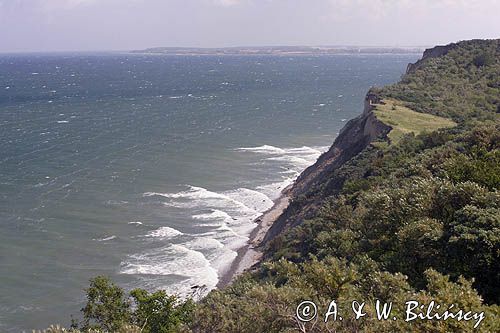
[0,52,419,331]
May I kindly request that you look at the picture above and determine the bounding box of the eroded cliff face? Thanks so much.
[289,92,388,196]
[262,92,391,244]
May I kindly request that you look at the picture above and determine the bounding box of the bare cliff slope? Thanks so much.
[263,91,392,243]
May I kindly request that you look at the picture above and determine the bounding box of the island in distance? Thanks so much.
[132,45,425,55]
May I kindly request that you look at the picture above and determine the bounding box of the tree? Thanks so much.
[473,52,495,67]
[130,289,194,333]
[80,276,131,332]
[447,206,500,302]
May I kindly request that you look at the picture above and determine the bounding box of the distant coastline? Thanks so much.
[131,45,425,56]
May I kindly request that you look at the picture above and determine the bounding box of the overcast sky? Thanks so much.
[1,0,499,52]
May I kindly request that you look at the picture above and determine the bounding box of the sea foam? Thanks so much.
[120,244,219,297]
[145,226,183,239]
[125,144,327,298]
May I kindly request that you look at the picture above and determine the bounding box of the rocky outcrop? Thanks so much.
[262,92,391,244]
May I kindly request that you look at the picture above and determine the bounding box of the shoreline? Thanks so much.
[217,193,291,287]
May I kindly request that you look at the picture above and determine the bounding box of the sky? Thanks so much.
[0,0,499,52]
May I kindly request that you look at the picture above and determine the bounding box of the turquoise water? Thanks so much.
[0,53,418,331]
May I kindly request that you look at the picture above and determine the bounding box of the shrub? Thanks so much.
[80,276,131,332]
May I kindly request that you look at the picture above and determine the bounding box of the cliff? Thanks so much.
[289,91,386,196]
[263,91,391,243]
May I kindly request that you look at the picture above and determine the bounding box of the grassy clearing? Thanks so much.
[374,99,457,144]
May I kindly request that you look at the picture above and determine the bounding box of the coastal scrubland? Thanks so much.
[40,39,499,332]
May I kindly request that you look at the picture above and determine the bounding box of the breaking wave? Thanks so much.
[122,144,327,298]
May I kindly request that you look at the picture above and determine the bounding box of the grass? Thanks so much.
[373,99,457,144]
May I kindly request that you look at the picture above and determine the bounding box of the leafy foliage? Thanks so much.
[130,289,194,333]
[80,276,131,332]
[269,123,500,302]
[73,276,193,332]
[381,39,500,122]
[188,259,500,332]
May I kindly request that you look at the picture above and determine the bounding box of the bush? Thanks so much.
[75,276,193,332]
[131,289,194,333]
[473,52,495,67]
[80,276,131,331]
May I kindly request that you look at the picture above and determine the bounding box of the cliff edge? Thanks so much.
[262,91,392,243]
[406,43,457,73]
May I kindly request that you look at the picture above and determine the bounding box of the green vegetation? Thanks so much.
[473,52,496,67]
[63,276,194,333]
[373,99,456,144]
[79,276,131,331]
[380,39,500,122]
[269,124,499,301]
[44,39,499,332]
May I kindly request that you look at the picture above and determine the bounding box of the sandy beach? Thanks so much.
[217,194,291,287]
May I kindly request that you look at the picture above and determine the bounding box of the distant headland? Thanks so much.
[131,45,425,56]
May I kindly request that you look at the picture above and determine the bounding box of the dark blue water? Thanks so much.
[0,53,418,331]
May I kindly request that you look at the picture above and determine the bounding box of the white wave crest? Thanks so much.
[267,155,312,168]
[145,226,182,239]
[147,186,258,218]
[184,237,224,251]
[236,145,286,154]
[95,235,117,242]
[120,244,219,296]
[284,146,322,155]
[237,144,327,172]
[192,209,232,221]
[224,188,273,213]
[132,144,330,298]
[256,180,293,201]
